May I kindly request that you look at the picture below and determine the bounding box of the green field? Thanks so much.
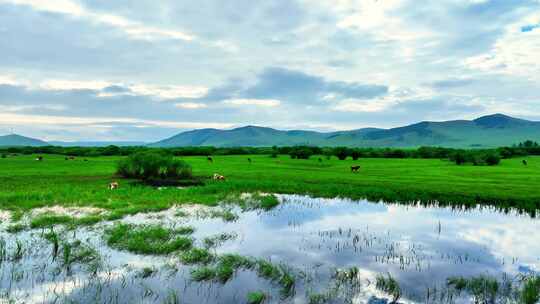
[1,154,539,218]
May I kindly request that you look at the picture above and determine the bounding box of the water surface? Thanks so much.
[1,195,539,303]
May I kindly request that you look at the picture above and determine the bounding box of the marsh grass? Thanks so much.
[190,267,216,282]
[29,213,104,229]
[376,273,402,304]
[520,276,540,304]
[180,248,214,265]
[6,223,25,233]
[138,267,157,279]
[30,214,73,229]
[247,291,266,304]
[105,224,193,255]
[202,232,237,249]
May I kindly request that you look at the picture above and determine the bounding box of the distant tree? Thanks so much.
[333,147,350,160]
[483,153,501,166]
[351,149,361,161]
[289,146,315,159]
[452,151,467,165]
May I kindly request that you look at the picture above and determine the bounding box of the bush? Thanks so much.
[117,152,192,180]
[333,147,350,160]
[483,153,501,166]
[289,146,316,159]
[351,150,361,160]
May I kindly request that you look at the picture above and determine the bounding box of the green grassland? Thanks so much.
[0,154,539,218]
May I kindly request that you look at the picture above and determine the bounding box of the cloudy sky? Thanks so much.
[1,0,540,141]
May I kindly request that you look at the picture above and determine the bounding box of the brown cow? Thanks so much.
[109,181,119,190]
[351,165,361,172]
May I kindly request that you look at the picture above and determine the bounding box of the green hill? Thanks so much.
[151,114,540,148]
[0,134,49,147]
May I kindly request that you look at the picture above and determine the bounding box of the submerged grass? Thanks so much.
[105,224,193,255]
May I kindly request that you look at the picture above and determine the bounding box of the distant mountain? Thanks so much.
[0,134,49,147]
[49,141,146,147]
[151,114,540,148]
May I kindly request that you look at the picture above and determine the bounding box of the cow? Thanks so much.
[36,156,43,161]
[69,156,75,160]
[207,156,213,163]
[523,160,528,166]
[351,165,361,172]
[109,182,119,190]
[65,157,69,161]
[213,173,226,180]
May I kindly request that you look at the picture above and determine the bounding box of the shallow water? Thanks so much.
[1,195,539,303]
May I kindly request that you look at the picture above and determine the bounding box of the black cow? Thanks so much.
[351,165,361,172]
[207,156,213,163]
[523,160,528,166]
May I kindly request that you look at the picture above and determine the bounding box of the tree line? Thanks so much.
[1,140,539,166]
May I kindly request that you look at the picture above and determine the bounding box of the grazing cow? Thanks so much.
[69,156,75,160]
[109,182,119,190]
[248,158,252,164]
[207,156,213,163]
[351,165,361,172]
[36,156,43,161]
[213,173,226,180]
[523,160,528,166]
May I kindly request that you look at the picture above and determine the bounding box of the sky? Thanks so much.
[1,0,540,142]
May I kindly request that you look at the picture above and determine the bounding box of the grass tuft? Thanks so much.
[247,291,266,304]
[105,224,193,255]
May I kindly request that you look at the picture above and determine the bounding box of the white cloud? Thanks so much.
[38,79,208,100]
[222,98,281,107]
[41,79,111,91]
[1,0,194,41]
[0,112,233,129]
[332,86,435,112]
[4,104,67,112]
[129,84,208,99]
[0,74,22,86]
[174,102,208,109]
[464,13,540,81]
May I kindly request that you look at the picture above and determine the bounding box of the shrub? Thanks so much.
[289,146,316,159]
[483,153,501,166]
[351,150,361,160]
[451,151,467,165]
[117,152,192,180]
[333,147,350,160]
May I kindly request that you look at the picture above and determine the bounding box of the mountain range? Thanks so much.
[2,114,539,148]
[151,114,540,148]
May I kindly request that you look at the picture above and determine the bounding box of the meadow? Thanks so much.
[0,153,539,218]
[2,153,540,303]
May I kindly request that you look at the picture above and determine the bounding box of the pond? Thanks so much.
[0,195,539,303]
